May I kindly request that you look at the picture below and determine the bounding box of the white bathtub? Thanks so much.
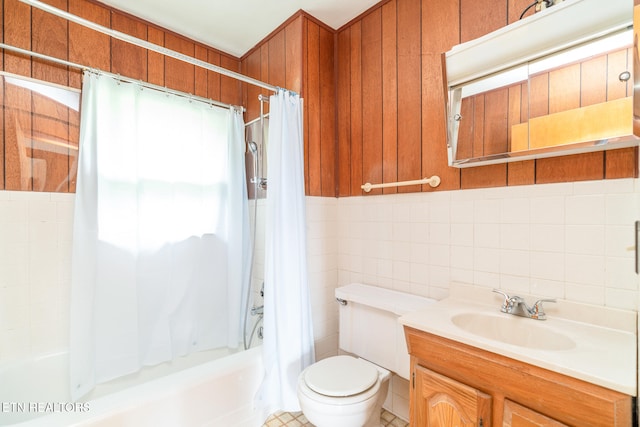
[0,346,268,427]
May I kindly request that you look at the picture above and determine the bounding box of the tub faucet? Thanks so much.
[492,289,556,320]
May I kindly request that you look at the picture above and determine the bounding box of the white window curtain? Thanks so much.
[69,71,249,401]
[258,89,315,412]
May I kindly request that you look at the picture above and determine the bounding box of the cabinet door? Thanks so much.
[503,400,569,427]
[412,365,491,427]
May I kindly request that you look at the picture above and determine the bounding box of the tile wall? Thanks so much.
[336,179,640,310]
[0,191,74,362]
[330,178,640,420]
[0,177,638,420]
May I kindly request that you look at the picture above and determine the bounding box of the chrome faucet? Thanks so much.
[492,289,556,320]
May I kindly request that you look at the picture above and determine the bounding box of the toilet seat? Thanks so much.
[303,356,379,397]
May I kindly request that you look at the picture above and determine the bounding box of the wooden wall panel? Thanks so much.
[300,24,309,196]
[397,0,421,193]
[241,15,307,109]
[319,26,335,197]
[242,50,262,122]
[285,18,303,94]
[536,152,604,183]
[194,45,208,98]
[111,12,147,80]
[3,0,637,196]
[4,0,32,191]
[145,28,165,86]
[336,0,636,196]
[606,148,638,179]
[239,13,334,196]
[381,0,397,194]
[459,0,507,190]
[31,0,69,192]
[268,31,286,89]
[421,0,460,191]
[68,0,110,88]
[2,0,243,193]
[350,22,363,196]
[581,56,607,107]
[260,44,270,109]
[207,50,221,102]
[460,0,505,43]
[361,9,383,196]
[337,29,352,197]
[219,55,242,106]
[484,89,509,155]
[472,95,485,158]
[306,22,321,196]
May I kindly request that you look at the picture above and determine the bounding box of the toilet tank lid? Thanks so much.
[335,283,436,315]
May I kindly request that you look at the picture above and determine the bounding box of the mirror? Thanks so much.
[443,0,640,167]
[1,73,80,191]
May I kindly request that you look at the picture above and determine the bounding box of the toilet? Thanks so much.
[297,283,435,427]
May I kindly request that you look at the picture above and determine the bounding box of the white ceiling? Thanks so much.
[97,0,379,58]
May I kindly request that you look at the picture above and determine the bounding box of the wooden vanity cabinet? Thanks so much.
[405,326,633,427]
[414,365,492,426]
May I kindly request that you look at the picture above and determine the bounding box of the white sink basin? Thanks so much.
[398,291,638,396]
[451,312,576,351]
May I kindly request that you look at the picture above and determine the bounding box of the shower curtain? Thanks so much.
[258,89,315,412]
[69,71,250,400]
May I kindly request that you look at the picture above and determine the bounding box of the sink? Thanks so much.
[451,313,576,351]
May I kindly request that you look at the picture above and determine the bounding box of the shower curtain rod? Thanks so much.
[19,0,282,94]
[0,43,243,112]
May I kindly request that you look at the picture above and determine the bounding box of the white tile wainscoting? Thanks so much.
[0,177,638,421]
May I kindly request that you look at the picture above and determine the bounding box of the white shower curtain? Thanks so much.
[258,89,315,412]
[70,71,250,400]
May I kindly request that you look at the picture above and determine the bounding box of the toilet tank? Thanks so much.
[335,283,435,380]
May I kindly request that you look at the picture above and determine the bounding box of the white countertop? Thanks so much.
[399,287,637,396]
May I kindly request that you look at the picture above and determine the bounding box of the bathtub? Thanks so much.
[0,346,268,427]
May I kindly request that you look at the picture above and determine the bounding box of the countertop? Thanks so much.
[399,285,637,396]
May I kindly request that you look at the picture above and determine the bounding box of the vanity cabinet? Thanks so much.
[414,365,491,426]
[503,400,567,427]
[405,326,633,427]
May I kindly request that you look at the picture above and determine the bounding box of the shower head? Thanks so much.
[248,141,258,154]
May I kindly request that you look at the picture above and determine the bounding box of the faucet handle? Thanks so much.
[531,298,556,320]
[492,289,511,312]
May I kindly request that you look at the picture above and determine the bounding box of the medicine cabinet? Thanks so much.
[444,0,640,167]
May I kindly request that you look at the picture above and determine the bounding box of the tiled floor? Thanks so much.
[263,408,409,427]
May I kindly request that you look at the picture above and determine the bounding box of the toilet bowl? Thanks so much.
[297,355,391,427]
[297,283,435,426]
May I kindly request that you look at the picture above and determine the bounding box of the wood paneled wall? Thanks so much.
[336,0,638,197]
[241,12,336,197]
[2,0,638,197]
[1,0,242,192]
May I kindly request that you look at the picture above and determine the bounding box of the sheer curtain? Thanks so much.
[258,89,315,412]
[70,71,249,400]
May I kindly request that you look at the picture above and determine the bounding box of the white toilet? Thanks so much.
[297,283,435,427]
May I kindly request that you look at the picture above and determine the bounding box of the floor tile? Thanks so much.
[262,409,409,427]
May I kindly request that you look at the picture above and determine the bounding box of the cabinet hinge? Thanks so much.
[479,418,483,427]
[412,372,415,389]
